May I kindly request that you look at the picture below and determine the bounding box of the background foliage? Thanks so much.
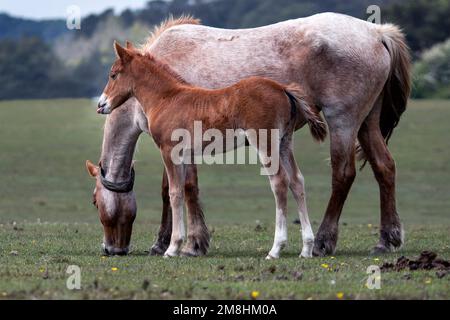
[0,0,449,99]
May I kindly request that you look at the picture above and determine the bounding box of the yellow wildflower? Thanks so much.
[336,292,344,299]
[251,291,260,299]
[111,267,118,272]
[321,263,329,269]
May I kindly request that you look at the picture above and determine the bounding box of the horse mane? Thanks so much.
[138,51,188,85]
[140,15,201,53]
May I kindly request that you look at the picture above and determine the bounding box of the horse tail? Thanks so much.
[356,24,411,164]
[357,24,411,162]
[284,83,327,143]
[377,24,412,143]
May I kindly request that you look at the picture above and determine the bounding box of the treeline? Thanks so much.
[0,0,449,100]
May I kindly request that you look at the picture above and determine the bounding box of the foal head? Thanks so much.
[85,160,136,255]
[97,41,138,114]
[98,41,184,114]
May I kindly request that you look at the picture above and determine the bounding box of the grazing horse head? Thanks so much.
[85,159,137,255]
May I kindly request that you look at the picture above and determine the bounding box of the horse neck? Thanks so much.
[132,58,184,112]
[100,106,142,182]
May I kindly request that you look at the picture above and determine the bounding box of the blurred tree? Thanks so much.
[413,39,450,99]
[383,0,450,55]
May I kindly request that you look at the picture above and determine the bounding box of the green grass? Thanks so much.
[0,99,449,299]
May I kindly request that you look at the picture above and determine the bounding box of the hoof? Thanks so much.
[265,254,278,260]
[150,244,167,256]
[163,251,178,258]
[180,248,200,257]
[300,250,313,258]
[370,244,390,255]
[313,229,338,257]
[378,226,404,251]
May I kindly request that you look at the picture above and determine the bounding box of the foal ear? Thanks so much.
[114,41,133,63]
[86,160,99,178]
[125,41,136,51]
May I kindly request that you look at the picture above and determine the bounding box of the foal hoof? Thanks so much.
[163,252,178,258]
[300,250,313,258]
[180,248,200,257]
[265,254,278,260]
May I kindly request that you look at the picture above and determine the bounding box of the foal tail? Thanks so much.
[284,84,327,143]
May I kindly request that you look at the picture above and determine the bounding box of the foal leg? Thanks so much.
[161,151,187,257]
[247,131,289,259]
[181,164,210,256]
[283,147,314,258]
[266,163,290,259]
[313,125,358,256]
[358,103,403,254]
[150,168,172,255]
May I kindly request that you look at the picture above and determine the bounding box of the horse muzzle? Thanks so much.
[97,94,111,114]
[102,243,130,256]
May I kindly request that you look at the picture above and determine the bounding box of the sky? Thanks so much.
[0,0,147,20]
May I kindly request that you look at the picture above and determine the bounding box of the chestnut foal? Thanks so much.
[98,42,326,258]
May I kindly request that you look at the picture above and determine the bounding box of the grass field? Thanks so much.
[0,99,449,299]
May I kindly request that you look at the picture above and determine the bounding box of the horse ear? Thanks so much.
[114,41,133,63]
[125,41,136,51]
[86,160,99,178]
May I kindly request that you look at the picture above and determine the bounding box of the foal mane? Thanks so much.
[140,15,201,53]
[139,52,188,85]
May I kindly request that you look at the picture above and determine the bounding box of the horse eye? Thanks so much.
[110,73,117,80]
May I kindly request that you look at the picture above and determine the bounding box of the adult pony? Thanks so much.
[97,42,327,258]
[91,13,411,256]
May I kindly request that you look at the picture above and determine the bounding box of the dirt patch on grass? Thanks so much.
[381,251,450,278]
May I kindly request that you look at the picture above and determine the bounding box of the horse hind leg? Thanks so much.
[247,130,289,259]
[265,164,290,259]
[358,99,403,254]
[150,168,172,255]
[282,146,314,258]
[263,143,290,259]
[180,164,210,257]
[313,121,358,256]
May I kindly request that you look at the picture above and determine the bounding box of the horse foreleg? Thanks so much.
[150,168,173,255]
[181,164,210,257]
[161,150,187,257]
[313,127,357,256]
